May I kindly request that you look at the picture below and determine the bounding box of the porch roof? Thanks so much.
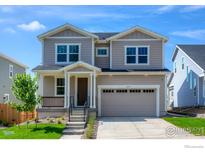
[32,61,101,72]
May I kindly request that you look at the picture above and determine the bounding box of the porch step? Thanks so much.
[67,121,86,126]
[66,125,85,129]
[63,128,84,135]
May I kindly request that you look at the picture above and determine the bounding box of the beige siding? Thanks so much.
[96,75,166,116]
[112,40,163,69]
[50,29,85,37]
[43,76,75,97]
[0,57,25,102]
[67,66,92,72]
[119,30,155,39]
[43,38,92,65]
[95,43,110,68]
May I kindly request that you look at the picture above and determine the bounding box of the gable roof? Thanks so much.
[0,52,28,69]
[38,23,99,40]
[93,32,119,40]
[105,26,168,42]
[173,45,205,71]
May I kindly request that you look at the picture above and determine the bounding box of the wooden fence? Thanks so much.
[0,104,37,124]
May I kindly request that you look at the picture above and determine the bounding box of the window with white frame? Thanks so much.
[96,48,108,57]
[9,64,13,78]
[174,62,177,73]
[56,44,80,63]
[125,46,148,64]
[56,78,65,96]
[182,57,184,70]
[193,78,197,97]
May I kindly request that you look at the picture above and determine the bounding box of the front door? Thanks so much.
[77,78,88,106]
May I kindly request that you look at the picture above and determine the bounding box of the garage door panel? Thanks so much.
[101,89,156,117]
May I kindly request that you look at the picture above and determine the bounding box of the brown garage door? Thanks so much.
[101,89,156,117]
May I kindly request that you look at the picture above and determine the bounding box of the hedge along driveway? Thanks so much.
[0,123,65,139]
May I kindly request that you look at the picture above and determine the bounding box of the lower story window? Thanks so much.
[56,78,65,95]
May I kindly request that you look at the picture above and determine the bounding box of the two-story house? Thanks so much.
[171,45,205,108]
[33,23,169,118]
[0,52,27,103]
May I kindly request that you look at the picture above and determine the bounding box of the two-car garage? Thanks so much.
[98,85,160,117]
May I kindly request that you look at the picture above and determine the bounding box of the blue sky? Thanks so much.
[0,5,205,73]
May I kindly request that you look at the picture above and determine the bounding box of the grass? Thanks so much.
[163,117,205,136]
[86,114,96,139]
[0,123,65,139]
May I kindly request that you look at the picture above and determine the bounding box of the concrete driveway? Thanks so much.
[97,117,196,139]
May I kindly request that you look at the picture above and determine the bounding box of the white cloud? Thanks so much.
[155,5,176,14]
[181,5,205,12]
[4,28,16,34]
[171,29,205,40]
[17,21,46,31]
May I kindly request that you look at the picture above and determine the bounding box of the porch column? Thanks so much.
[38,74,44,108]
[64,72,68,108]
[67,73,70,108]
[90,73,93,108]
[93,72,96,108]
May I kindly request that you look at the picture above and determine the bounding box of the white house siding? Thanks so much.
[173,49,204,107]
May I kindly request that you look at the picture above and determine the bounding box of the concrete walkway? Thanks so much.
[97,117,201,139]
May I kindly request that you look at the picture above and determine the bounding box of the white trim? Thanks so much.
[113,39,162,41]
[175,46,204,73]
[90,73,93,108]
[110,40,112,69]
[106,26,167,42]
[64,72,68,108]
[96,47,109,57]
[100,72,168,75]
[55,43,81,64]
[38,23,99,40]
[0,52,28,69]
[74,76,77,107]
[197,77,200,105]
[9,64,13,79]
[124,45,150,65]
[97,84,160,117]
[93,71,96,108]
[92,38,95,65]
[67,73,70,108]
[60,61,101,72]
[47,36,90,39]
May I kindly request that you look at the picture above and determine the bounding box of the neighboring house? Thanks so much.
[32,23,170,118]
[0,52,27,103]
[172,45,205,108]
[167,73,174,109]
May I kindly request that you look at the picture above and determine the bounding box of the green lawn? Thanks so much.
[163,117,205,136]
[0,123,65,139]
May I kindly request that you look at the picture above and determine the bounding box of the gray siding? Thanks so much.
[50,29,85,37]
[96,75,166,116]
[95,43,110,68]
[120,30,155,39]
[112,40,163,70]
[0,57,25,102]
[43,38,92,65]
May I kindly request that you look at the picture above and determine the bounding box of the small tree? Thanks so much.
[11,73,41,128]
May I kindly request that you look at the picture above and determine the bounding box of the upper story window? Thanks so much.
[56,78,65,96]
[182,57,184,70]
[56,44,80,64]
[186,66,189,82]
[125,46,149,65]
[9,64,13,78]
[190,71,193,89]
[96,47,108,57]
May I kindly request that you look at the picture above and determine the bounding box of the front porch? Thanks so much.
[37,62,100,117]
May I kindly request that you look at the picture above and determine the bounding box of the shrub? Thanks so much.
[2,121,9,127]
[86,114,96,139]
[0,120,2,125]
